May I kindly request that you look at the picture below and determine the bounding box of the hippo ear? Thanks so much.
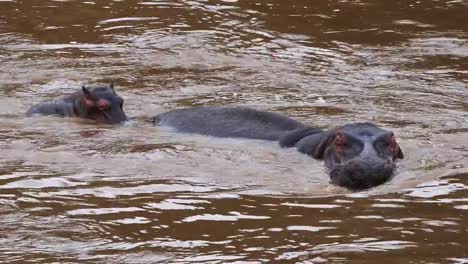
[312,130,337,159]
[81,86,95,106]
[395,144,404,159]
[394,140,404,160]
[109,81,114,91]
[82,86,92,97]
[389,133,404,160]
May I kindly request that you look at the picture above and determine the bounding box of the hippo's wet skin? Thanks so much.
[154,107,307,140]
[27,84,127,124]
[153,107,404,190]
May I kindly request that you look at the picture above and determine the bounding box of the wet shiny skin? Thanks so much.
[0,0,467,263]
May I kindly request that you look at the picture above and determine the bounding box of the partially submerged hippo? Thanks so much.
[153,107,404,190]
[27,83,127,124]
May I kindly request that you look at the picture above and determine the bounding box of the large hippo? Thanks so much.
[27,83,127,124]
[153,107,404,190]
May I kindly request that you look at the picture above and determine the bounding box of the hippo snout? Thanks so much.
[329,159,395,190]
[95,107,128,124]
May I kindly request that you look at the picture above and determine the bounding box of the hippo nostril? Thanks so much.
[329,159,396,190]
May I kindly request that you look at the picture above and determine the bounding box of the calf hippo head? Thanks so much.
[313,123,404,190]
[80,84,127,124]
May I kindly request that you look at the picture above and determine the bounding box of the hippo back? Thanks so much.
[154,107,305,141]
[26,98,76,117]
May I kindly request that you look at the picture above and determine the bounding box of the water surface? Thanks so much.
[0,0,467,262]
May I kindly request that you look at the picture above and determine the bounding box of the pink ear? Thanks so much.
[389,134,404,159]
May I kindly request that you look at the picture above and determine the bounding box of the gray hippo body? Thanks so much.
[153,107,404,190]
[153,107,314,140]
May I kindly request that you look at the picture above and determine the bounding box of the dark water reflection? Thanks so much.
[0,0,467,262]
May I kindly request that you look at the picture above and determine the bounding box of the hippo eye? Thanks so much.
[374,133,397,157]
[97,100,110,110]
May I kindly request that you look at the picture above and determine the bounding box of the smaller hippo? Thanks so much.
[153,107,404,190]
[26,83,127,124]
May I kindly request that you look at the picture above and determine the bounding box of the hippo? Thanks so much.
[153,107,404,190]
[26,83,127,124]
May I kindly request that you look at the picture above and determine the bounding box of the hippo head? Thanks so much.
[80,83,127,124]
[312,123,404,190]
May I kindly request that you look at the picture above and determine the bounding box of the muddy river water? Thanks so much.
[0,0,467,263]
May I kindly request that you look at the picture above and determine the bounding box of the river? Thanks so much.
[0,0,467,262]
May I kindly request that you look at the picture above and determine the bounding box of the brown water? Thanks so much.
[0,0,467,263]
